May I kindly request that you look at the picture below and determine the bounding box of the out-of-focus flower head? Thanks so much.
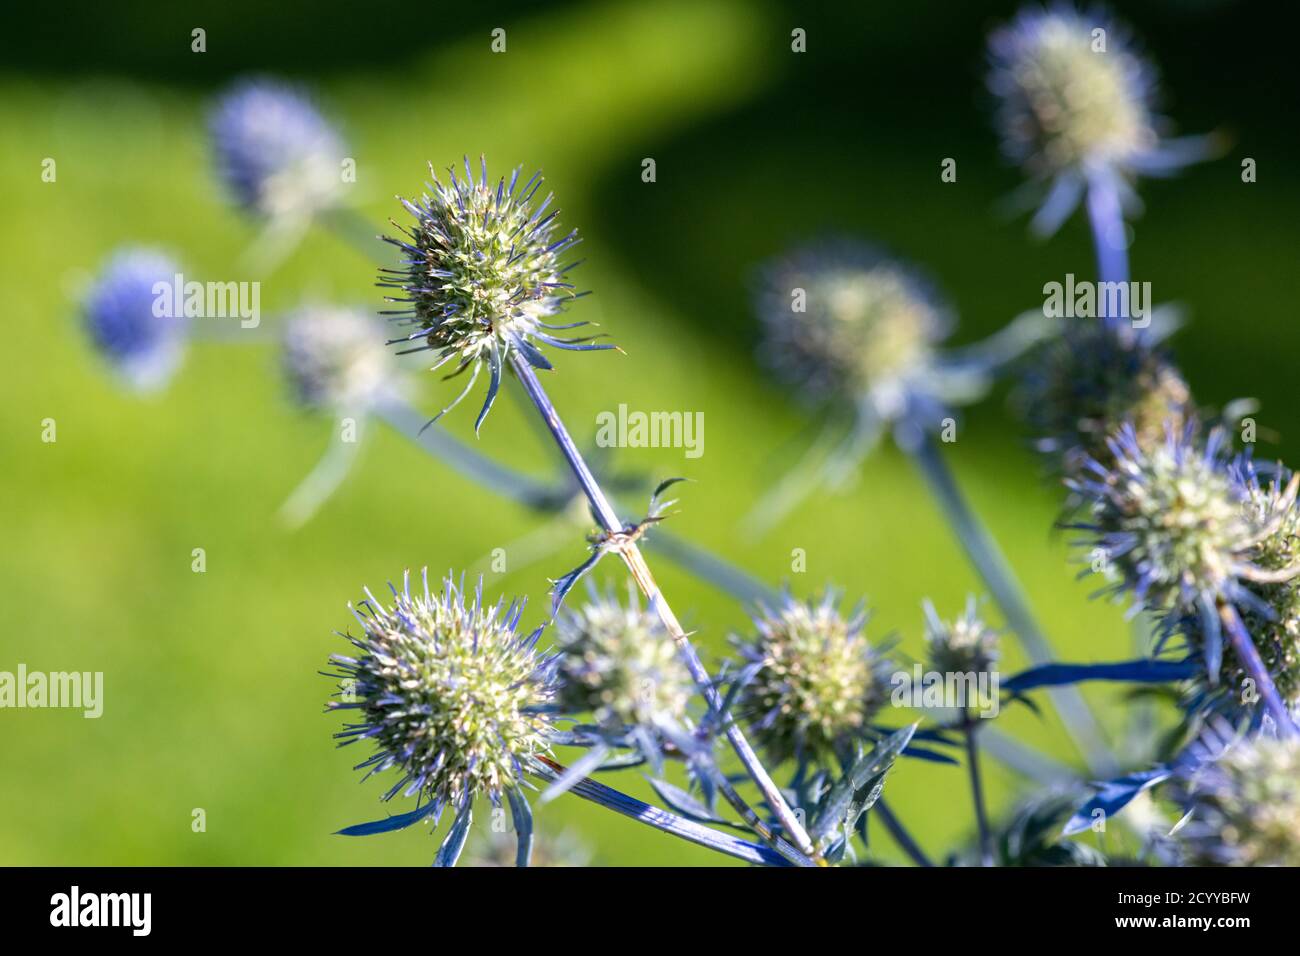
[1021,318,1191,478]
[281,305,395,413]
[1169,733,1300,866]
[82,247,187,392]
[209,79,347,221]
[987,5,1213,234]
[755,240,954,429]
[924,597,1000,677]
[380,157,613,433]
[326,570,557,864]
[554,583,694,738]
[732,589,893,766]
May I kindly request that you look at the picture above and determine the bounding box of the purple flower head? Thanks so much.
[82,247,187,391]
[209,79,347,220]
[987,5,1214,233]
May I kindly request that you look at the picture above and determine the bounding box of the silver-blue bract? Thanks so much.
[209,79,347,221]
[82,247,186,391]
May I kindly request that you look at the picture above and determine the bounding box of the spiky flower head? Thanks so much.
[380,157,610,432]
[1171,733,1300,866]
[987,6,1159,180]
[924,597,1000,677]
[755,241,952,424]
[327,570,557,813]
[554,585,693,733]
[733,590,892,765]
[281,305,394,412]
[1022,320,1191,478]
[1175,461,1300,710]
[82,247,187,391]
[1070,423,1264,614]
[209,79,347,220]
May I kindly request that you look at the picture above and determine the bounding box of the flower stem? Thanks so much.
[1218,601,1297,735]
[530,756,791,866]
[508,353,822,863]
[1084,172,1129,322]
[963,714,993,866]
[904,430,1116,775]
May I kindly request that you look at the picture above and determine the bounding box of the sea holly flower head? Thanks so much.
[82,247,187,391]
[988,7,1157,180]
[380,157,611,432]
[1170,733,1300,866]
[924,597,1000,678]
[732,589,892,765]
[1174,460,1300,710]
[987,6,1212,234]
[554,584,694,734]
[209,79,347,221]
[327,570,557,816]
[1069,423,1264,615]
[1022,319,1191,477]
[281,305,395,412]
[755,240,952,427]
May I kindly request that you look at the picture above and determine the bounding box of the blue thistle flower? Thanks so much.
[1168,732,1300,866]
[987,5,1213,235]
[1070,423,1258,614]
[553,583,695,745]
[379,157,613,433]
[755,240,954,431]
[281,305,395,412]
[923,597,1000,678]
[731,589,893,767]
[81,247,187,392]
[326,570,558,866]
[209,79,347,221]
[1020,318,1191,477]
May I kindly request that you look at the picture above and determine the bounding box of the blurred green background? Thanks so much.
[2,0,1296,865]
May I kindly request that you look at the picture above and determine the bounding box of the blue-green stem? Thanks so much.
[875,798,932,867]
[1219,600,1296,736]
[904,430,1117,776]
[963,713,992,866]
[508,353,821,863]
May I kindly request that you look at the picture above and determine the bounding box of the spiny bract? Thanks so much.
[554,586,693,732]
[327,570,556,812]
[1172,734,1300,866]
[82,247,187,392]
[281,305,394,412]
[380,157,610,431]
[733,590,892,765]
[209,79,347,220]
